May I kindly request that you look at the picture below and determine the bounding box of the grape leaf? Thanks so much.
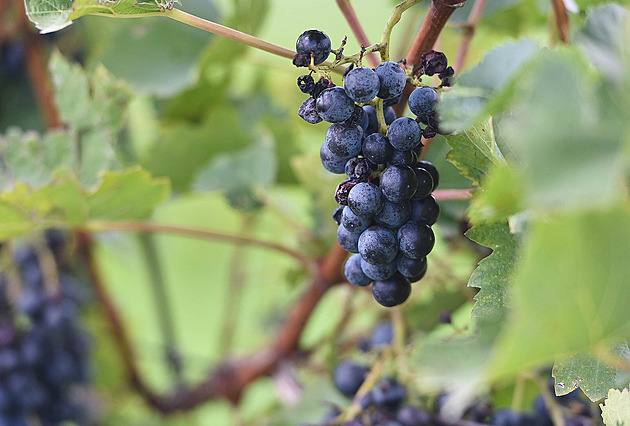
[491,205,630,378]
[600,386,630,426]
[466,221,518,317]
[24,0,74,33]
[444,119,505,187]
[553,341,630,401]
[0,168,169,241]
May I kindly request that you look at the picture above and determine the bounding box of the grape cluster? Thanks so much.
[294,30,448,307]
[0,231,91,425]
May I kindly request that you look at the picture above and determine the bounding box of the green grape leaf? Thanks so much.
[439,39,540,131]
[0,128,75,190]
[468,164,524,224]
[24,0,74,33]
[87,168,170,220]
[466,221,519,317]
[445,119,505,187]
[0,168,169,241]
[600,386,630,426]
[492,205,630,378]
[553,342,630,402]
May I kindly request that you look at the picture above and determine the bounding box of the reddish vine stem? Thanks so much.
[78,230,346,413]
[550,0,570,44]
[335,0,379,68]
[393,0,466,117]
[453,0,487,72]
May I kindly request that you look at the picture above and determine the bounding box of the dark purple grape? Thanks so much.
[370,321,393,347]
[361,257,396,280]
[397,406,431,426]
[388,117,421,151]
[358,226,398,265]
[417,160,439,188]
[344,67,380,103]
[297,74,315,94]
[375,61,406,100]
[297,97,322,124]
[333,206,344,225]
[295,29,331,65]
[347,182,384,217]
[325,123,363,158]
[344,254,372,287]
[372,273,411,307]
[380,165,418,203]
[345,157,372,181]
[419,50,448,76]
[335,179,359,205]
[384,106,397,125]
[388,148,417,167]
[397,221,435,259]
[409,195,440,225]
[337,224,360,253]
[361,105,378,135]
[374,200,411,229]
[321,143,350,175]
[396,253,427,278]
[333,359,368,397]
[411,167,434,200]
[341,206,372,234]
[362,133,393,165]
[408,86,437,118]
[372,378,406,409]
[316,87,355,123]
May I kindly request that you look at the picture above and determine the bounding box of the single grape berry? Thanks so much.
[388,117,421,151]
[370,321,393,347]
[337,224,360,253]
[333,359,368,397]
[332,206,343,225]
[419,50,448,76]
[373,199,411,229]
[380,165,418,203]
[411,167,434,200]
[341,206,372,234]
[344,105,366,127]
[361,257,397,281]
[372,378,407,410]
[295,29,331,65]
[362,133,393,165]
[297,98,322,124]
[316,87,355,123]
[388,148,417,167]
[408,86,438,118]
[297,74,315,94]
[321,143,349,174]
[347,182,384,217]
[395,253,427,278]
[384,106,397,125]
[375,61,407,100]
[344,67,380,103]
[397,221,435,259]
[417,160,440,188]
[361,105,378,135]
[410,195,440,225]
[344,254,372,287]
[358,226,398,265]
[325,123,363,158]
[372,273,411,307]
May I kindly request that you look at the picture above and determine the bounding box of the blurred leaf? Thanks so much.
[553,341,630,401]
[445,120,504,188]
[141,105,253,191]
[466,221,518,317]
[439,39,540,131]
[79,129,118,186]
[600,385,630,426]
[0,128,75,189]
[575,4,627,84]
[88,168,170,219]
[0,168,169,241]
[80,1,219,97]
[503,49,628,211]
[468,165,524,224]
[492,205,630,377]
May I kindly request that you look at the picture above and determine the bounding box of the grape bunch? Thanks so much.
[0,231,91,425]
[294,30,451,307]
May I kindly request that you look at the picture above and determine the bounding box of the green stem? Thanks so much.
[138,234,183,384]
[380,0,427,62]
[166,9,295,60]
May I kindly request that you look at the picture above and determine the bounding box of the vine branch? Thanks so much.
[550,0,570,44]
[453,0,487,72]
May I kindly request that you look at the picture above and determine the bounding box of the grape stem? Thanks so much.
[380,0,428,62]
[84,220,318,276]
[453,0,488,72]
[550,0,570,44]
